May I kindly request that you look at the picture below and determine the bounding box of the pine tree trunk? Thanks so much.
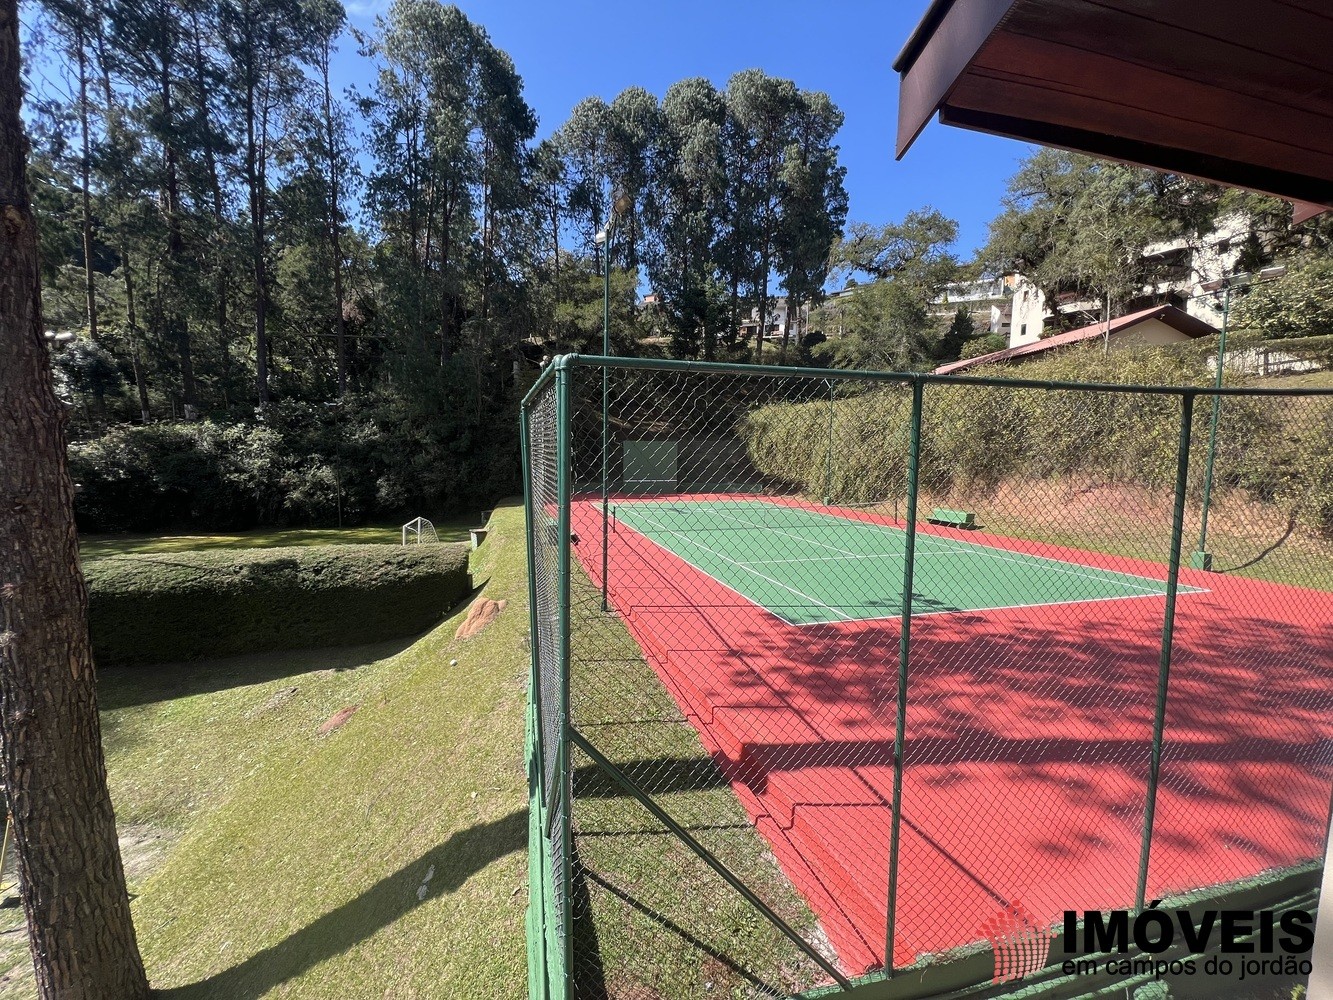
[74,14,98,345]
[727,274,739,352]
[755,254,769,361]
[122,247,151,424]
[321,40,347,396]
[248,71,271,406]
[189,11,232,409]
[0,4,150,996]
[158,31,196,411]
[550,197,559,285]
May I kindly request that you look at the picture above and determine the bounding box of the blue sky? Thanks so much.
[21,0,1037,257]
[335,0,1038,257]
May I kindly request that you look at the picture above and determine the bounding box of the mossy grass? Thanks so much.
[1,505,527,999]
[79,515,477,560]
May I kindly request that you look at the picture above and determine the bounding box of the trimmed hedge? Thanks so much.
[740,346,1333,534]
[86,543,471,666]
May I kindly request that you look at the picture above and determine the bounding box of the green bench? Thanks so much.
[928,508,976,528]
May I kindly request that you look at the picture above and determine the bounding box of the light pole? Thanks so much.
[1191,264,1286,569]
[595,190,632,613]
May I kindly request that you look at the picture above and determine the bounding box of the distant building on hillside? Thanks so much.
[738,297,806,347]
[734,211,1248,357]
[931,276,1015,339]
[1003,214,1249,348]
[934,304,1216,375]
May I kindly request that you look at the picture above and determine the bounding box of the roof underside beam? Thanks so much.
[895,0,1333,214]
[895,0,1017,158]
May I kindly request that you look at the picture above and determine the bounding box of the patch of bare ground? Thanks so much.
[455,597,506,640]
[0,823,177,1000]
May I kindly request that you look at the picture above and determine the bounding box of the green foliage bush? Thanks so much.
[1238,395,1333,534]
[1232,256,1333,340]
[958,332,1007,360]
[741,346,1333,533]
[86,543,471,666]
[69,390,521,533]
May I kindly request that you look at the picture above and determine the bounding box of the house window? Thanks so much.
[1020,323,1027,339]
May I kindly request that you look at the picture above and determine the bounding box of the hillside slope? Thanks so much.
[130,503,530,999]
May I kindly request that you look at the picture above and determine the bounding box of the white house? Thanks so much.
[931,276,1015,338]
[739,297,805,346]
[934,303,1216,375]
[1002,213,1251,349]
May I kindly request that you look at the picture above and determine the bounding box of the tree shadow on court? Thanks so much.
[565,497,1333,966]
[158,809,528,1000]
[738,601,1333,890]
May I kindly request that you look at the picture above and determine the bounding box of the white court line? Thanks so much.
[740,552,908,565]
[740,550,1206,604]
[619,508,856,623]
[727,499,1190,595]
[637,500,1166,597]
[593,500,807,626]
[745,545,1168,596]
[690,504,864,558]
[806,589,1195,627]
[739,549,1008,566]
[610,499,1206,625]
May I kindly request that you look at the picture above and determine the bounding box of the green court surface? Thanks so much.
[611,499,1199,626]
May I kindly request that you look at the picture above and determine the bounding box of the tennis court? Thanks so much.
[610,498,1201,626]
[569,494,1333,975]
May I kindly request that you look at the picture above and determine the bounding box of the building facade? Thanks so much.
[1000,213,1249,349]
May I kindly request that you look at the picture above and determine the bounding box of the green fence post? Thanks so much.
[1136,391,1195,911]
[886,376,924,972]
[601,365,611,613]
[823,379,836,505]
[520,401,543,797]
[555,362,574,993]
[519,399,550,1000]
[1195,285,1231,566]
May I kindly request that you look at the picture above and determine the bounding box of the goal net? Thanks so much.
[401,516,439,545]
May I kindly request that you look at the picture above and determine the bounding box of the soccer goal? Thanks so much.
[401,516,439,545]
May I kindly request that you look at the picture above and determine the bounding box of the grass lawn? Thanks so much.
[1252,369,1333,389]
[562,561,828,997]
[1,504,527,999]
[6,498,816,999]
[79,513,479,560]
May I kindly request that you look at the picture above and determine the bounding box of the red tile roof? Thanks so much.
[934,304,1216,375]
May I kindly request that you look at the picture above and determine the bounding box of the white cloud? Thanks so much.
[344,0,389,19]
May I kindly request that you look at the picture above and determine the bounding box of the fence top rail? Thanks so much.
[521,360,562,410]
[544,353,1333,398]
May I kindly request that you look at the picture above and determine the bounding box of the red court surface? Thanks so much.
[569,496,1333,975]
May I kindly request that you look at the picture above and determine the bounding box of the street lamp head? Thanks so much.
[594,229,608,246]
[1202,264,1289,294]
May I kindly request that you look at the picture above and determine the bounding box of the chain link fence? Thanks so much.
[524,355,1333,999]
